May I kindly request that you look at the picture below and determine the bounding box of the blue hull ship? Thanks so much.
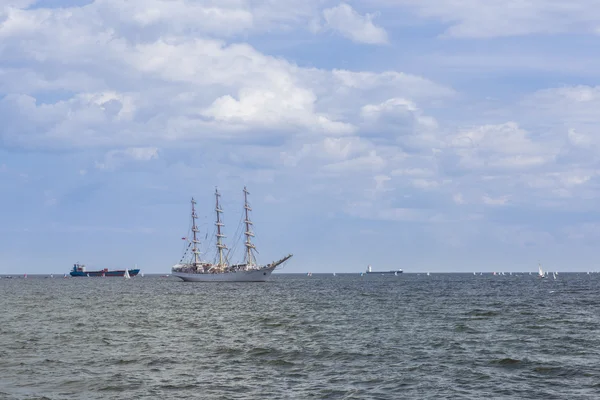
[70,263,140,277]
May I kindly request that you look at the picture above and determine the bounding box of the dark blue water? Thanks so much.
[1,273,599,399]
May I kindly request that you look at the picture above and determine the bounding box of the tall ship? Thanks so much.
[365,265,403,275]
[70,263,140,277]
[171,187,293,282]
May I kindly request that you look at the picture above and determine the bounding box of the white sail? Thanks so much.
[538,263,545,278]
[124,268,130,279]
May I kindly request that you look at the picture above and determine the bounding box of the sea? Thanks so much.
[1,272,599,399]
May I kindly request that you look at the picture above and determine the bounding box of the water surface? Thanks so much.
[1,273,599,399]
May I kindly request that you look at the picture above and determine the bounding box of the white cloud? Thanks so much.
[0,91,142,149]
[482,195,510,206]
[361,97,417,117]
[522,86,600,133]
[1,3,454,149]
[345,201,426,221]
[322,150,386,174]
[280,136,374,168]
[374,174,391,191]
[96,147,159,170]
[447,122,556,171]
[331,70,454,99]
[360,97,439,142]
[202,87,355,135]
[379,0,600,38]
[322,3,388,44]
[0,0,324,40]
[391,168,433,177]
[2,0,598,229]
[411,179,440,189]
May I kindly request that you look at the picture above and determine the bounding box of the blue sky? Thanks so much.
[2,0,600,274]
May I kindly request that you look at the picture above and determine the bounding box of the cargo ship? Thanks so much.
[365,265,403,275]
[70,263,140,277]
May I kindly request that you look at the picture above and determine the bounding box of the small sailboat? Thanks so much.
[124,268,131,279]
[538,262,546,279]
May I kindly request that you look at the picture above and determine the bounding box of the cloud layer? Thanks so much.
[1,0,600,272]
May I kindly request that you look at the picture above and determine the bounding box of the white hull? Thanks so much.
[172,266,276,282]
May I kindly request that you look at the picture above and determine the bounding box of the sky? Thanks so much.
[2,0,600,274]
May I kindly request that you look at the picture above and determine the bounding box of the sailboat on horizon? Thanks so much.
[538,262,546,279]
[171,187,292,282]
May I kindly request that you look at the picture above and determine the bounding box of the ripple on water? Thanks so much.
[1,273,600,399]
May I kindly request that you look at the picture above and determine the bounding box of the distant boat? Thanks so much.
[365,265,403,275]
[70,263,140,277]
[538,263,546,279]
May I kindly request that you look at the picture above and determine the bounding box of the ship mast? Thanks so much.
[215,187,227,266]
[191,197,201,267]
[243,186,256,266]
